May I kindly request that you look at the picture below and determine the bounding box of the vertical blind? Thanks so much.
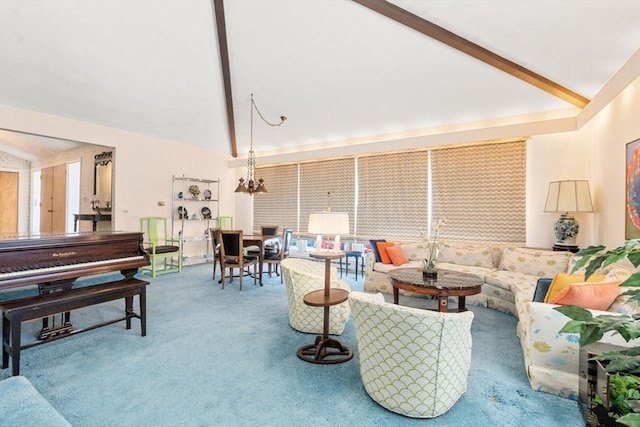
[299,159,356,236]
[357,151,428,239]
[430,140,526,243]
[253,164,298,232]
[253,139,527,243]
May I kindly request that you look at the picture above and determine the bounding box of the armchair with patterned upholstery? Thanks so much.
[349,291,474,418]
[280,258,350,335]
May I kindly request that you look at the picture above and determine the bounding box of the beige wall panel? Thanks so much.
[0,171,18,233]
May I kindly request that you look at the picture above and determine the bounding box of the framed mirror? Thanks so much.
[93,151,113,212]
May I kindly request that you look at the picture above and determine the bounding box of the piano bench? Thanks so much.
[1,277,148,376]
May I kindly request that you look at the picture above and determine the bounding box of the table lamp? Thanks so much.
[307,212,350,253]
[543,180,593,249]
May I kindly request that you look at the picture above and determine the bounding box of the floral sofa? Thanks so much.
[363,240,638,399]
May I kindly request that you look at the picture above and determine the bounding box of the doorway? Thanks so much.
[40,164,67,233]
[0,171,19,233]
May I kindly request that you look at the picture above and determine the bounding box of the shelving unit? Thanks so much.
[171,175,220,265]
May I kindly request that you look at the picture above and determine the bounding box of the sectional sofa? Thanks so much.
[363,240,637,399]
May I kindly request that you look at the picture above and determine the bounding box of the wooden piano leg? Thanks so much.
[2,312,9,369]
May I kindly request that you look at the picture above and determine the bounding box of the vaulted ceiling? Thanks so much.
[1,0,639,161]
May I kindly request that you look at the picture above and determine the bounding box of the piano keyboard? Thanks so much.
[0,256,147,279]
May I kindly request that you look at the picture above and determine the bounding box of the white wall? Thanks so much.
[526,131,594,248]
[587,77,640,247]
[0,105,237,236]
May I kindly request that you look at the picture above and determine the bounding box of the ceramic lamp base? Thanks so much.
[554,213,579,246]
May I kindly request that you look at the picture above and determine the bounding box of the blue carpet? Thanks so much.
[0,263,582,426]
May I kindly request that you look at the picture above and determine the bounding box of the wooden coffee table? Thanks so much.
[389,268,482,313]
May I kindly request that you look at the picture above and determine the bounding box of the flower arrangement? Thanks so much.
[423,218,444,277]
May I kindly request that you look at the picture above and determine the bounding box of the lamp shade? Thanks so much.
[307,212,350,235]
[544,180,594,213]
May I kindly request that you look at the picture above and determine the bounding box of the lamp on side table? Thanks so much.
[544,180,594,252]
[297,212,352,364]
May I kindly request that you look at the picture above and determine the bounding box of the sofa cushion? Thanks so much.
[499,246,571,277]
[376,241,395,264]
[544,273,607,303]
[437,242,494,269]
[533,278,553,303]
[435,262,494,280]
[606,266,639,314]
[373,260,422,273]
[548,280,621,310]
[400,242,431,261]
[369,239,387,262]
[386,245,410,266]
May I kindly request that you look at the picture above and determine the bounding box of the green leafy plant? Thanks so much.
[554,240,640,426]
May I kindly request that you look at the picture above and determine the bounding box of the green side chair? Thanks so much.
[140,217,182,278]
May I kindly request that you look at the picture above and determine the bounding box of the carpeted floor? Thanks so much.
[0,263,583,426]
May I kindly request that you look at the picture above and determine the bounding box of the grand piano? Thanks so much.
[0,231,150,338]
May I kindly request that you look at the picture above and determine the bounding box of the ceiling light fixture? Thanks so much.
[234,93,286,195]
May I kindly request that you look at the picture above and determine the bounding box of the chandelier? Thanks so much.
[234,93,286,194]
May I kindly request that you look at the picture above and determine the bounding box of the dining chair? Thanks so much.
[248,225,280,257]
[218,230,258,290]
[140,217,182,278]
[263,228,292,283]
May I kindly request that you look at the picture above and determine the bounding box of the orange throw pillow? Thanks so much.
[544,273,607,303]
[548,280,621,311]
[386,245,409,266]
[376,242,395,264]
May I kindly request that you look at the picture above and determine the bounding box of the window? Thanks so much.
[430,140,526,242]
[357,151,428,239]
[253,164,298,232]
[254,138,526,243]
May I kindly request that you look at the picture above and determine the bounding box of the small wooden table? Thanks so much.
[297,252,353,364]
[73,213,112,231]
[389,268,482,313]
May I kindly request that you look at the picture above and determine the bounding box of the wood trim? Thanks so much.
[353,0,590,108]
[213,0,238,157]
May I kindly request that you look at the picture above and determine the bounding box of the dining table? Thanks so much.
[242,234,280,285]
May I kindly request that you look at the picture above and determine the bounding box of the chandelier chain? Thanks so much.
[236,94,286,195]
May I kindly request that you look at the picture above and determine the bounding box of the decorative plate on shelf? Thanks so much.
[203,189,212,200]
[188,185,200,199]
[177,191,183,199]
[177,206,188,219]
[201,207,212,219]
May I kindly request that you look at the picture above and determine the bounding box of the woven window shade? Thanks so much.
[357,152,428,239]
[299,159,355,237]
[431,140,526,243]
[253,164,298,232]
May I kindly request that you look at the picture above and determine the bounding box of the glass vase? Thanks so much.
[422,258,437,279]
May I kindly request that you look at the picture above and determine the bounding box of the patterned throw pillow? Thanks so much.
[607,266,639,314]
[499,246,571,277]
[437,242,494,269]
[400,242,431,261]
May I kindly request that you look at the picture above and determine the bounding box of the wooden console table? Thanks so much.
[73,213,112,232]
[297,251,353,364]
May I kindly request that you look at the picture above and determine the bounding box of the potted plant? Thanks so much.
[555,239,640,426]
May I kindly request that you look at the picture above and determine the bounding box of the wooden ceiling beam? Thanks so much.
[212,0,238,157]
[353,0,590,108]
